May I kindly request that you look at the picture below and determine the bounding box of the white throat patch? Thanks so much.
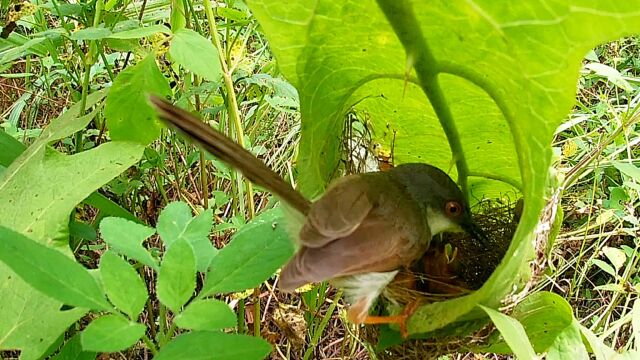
[426,207,462,235]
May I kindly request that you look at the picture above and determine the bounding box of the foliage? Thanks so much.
[0,0,639,358]
[248,0,640,337]
[0,201,286,358]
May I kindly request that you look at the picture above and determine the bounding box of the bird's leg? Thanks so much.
[349,301,421,338]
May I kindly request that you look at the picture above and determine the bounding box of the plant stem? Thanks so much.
[376,0,470,197]
[202,0,255,218]
[253,287,260,337]
[141,334,158,355]
[194,77,209,209]
[158,303,167,341]
[237,299,246,333]
[303,290,342,360]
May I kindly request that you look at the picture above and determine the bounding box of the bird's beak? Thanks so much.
[462,218,489,246]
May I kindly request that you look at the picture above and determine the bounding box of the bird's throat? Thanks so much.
[425,207,461,236]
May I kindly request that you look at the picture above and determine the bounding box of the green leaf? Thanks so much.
[0,226,110,311]
[602,246,626,274]
[83,192,141,224]
[612,161,640,181]
[99,251,148,318]
[247,0,640,335]
[479,305,537,360]
[70,27,112,41]
[202,208,294,296]
[169,29,222,82]
[0,37,47,64]
[579,325,617,360]
[80,314,145,352]
[156,201,217,272]
[0,117,140,226]
[591,259,617,277]
[0,129,25,167]
[546,320,588,360]
[157,240,196,311]
[154,332,271,360]
[175,299,236,330]
[475,291,577,354]
[99,217,158,270]
[583,63,634,92]
[105,54,171,144]
[52,333,96,360]
[0,92,144,358]
[108,24,171,39]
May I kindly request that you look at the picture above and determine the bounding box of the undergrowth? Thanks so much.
[0,1,639,359]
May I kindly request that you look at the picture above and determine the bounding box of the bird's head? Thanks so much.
[392,163,488,245]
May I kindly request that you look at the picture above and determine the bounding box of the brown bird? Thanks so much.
[149,96,487,336]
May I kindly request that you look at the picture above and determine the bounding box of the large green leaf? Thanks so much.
[174,299,237,331]
[202,208,294,296]
[0,92,145,358]
[154,332,271,360]
[479,292,588,357]
[480,305,537,360]
[247,0,640,334]
[0,226,111,311]
[105,54,171,144]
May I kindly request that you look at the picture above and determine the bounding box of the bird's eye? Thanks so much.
[444,201,463,217]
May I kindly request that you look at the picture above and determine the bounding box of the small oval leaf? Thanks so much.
[99,250,148,318]
[0,226,110,311]
[80,314,146,352]
[175,299,236,330]
[157,240,196,311]
[169,29,222,82]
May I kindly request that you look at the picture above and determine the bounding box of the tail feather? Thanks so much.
[149,95,311,215]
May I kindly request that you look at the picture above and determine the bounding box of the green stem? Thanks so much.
[76,0,104,152]
[194,77,209,209]
[376,0,469,197]
[161,322,178,346]
[202,0,255,218]
[303,290,342,360]
[158,304,167,341]
[253,288,260,337]
[141,335,158,355]
[237,299,246,333]
[155,169,170,205]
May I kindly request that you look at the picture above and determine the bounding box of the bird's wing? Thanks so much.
[297,175,374,248]
[279,213,427,292]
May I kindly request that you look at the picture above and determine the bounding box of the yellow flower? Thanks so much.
[562,140,578,158]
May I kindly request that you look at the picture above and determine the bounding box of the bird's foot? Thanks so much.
[360,301,420,338]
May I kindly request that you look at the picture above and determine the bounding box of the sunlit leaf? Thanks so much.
[248,0,640,335]
[202,208,294,296]
[80,314,145,352]
[157,240,196,312]
[154,332,271,360]
[175,299,236,330]
[105,54,171,144]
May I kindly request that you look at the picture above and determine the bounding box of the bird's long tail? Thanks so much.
[149,95,311,215]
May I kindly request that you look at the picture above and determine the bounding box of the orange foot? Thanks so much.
[359,301,420,338]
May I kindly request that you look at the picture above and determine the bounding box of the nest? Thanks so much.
[360,191,561,359]
[340,117,561,358]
